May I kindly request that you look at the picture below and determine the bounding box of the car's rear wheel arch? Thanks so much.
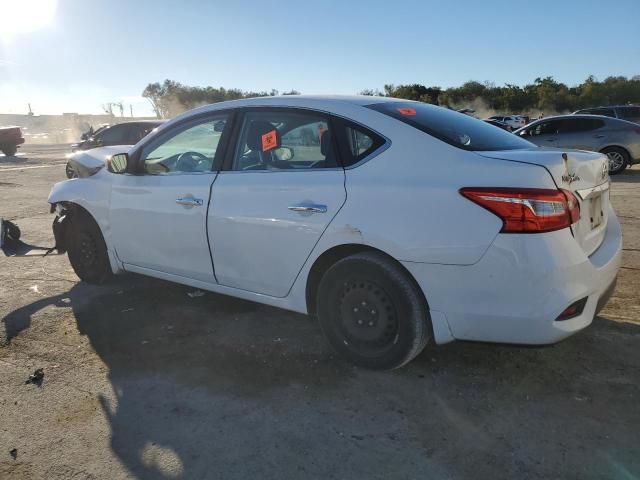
[305,244,430,317]
[600,145,630,174]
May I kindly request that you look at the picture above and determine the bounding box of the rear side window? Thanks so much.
[367,102,533,151]
[339,123,385,167]
[618,107,640,119]
[559,118,605,133]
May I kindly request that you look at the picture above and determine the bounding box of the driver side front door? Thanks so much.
[109,113,231,283]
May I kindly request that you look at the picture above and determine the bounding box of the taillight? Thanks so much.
[460,187,580,233]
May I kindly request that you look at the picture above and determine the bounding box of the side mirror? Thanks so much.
[108,153,129,174]
[274,146,294,161]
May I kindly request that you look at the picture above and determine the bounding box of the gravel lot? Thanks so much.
[1,145,639,479]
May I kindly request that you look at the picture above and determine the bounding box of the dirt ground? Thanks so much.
[1,145,639,480]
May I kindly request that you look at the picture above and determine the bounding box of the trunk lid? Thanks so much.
[477,147,610,256]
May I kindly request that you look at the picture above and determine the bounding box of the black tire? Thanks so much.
[66,209,111,284]
[65,162,77,179]
[316,252,431,370]
[601,147,629,175]
[2,145,17,156]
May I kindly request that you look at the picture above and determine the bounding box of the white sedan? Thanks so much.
[48,96,621,369]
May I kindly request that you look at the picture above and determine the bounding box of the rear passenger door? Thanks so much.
[556,118,607,150]
[208,108,347,297]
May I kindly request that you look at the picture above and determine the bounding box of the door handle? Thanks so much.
[176,197,203,207]
[288,203,327,214]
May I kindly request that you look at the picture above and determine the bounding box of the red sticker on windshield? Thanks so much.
[261,130,278,151]
[397,107,416,116]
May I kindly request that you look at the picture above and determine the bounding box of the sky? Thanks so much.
[0,0,638,116]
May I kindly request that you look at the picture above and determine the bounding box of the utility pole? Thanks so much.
[27,103,34,116]
[130,104,133,117]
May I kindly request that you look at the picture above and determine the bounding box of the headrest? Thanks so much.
[246,120,280,152]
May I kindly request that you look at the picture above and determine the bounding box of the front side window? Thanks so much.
[233,110,338,170]
[99,125,128,145]
[529,120,562,136]
[367,102,533,151]
[591,108,616,118]
[618,107,640,119]
[141,116,228,174]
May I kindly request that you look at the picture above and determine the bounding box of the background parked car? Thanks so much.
[488,115,526,130]
[574,105,640,124]
[67,120,165,177]
[71,120,165,152]
[0,126,25,156]
[514,114,640,174]
[483,119,512,131]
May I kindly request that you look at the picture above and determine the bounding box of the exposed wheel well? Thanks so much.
[600,145,631,159]
[305,244,429,316]
[51,202,97,252]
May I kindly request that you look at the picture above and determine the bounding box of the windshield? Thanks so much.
[366,102,534,151]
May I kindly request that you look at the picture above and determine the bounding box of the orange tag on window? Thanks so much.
[261,130,278,151]
[397,107,416,116]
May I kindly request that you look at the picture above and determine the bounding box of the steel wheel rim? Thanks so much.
[337,280,399,356]
[607,151,624,171]
[77,232,98,269]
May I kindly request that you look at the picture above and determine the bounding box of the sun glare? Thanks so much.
[0,0,57,42]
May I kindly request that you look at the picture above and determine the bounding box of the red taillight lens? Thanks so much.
[460,187,580,233]
[560,188,580,224]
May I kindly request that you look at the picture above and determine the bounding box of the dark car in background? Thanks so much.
[0,126,25,156]
[66,120,165,178]
[514,114,640,174]
[71,120,165,152]
[483,119,512,131]
[574,105,640,124]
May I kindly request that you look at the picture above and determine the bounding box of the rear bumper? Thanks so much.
[403,206,622,345]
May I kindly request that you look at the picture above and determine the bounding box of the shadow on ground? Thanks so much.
[3,275,640,479]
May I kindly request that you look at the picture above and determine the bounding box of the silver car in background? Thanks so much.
[515,115,640,174]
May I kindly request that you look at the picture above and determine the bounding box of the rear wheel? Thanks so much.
[66,209,111,284]
[317,252,431,370]
[1,145,17,156]
[602,147,629,175]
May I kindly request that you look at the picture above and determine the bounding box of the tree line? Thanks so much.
[143,76,640,118]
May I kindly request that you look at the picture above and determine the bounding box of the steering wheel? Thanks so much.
[176,151,209,172]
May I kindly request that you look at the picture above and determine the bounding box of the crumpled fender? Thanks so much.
[48,169,123,273]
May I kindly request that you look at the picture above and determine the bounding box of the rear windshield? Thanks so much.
[366,102,534,151]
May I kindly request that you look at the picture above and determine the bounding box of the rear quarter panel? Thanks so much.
[327,123,557,265]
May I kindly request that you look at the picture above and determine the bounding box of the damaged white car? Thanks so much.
[48,96,621,369]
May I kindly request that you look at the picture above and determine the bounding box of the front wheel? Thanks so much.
[65,162,77,178]
[317,252,431,370]
[65,209,112,284]
[1,145,17,156]
[602,147,629,175]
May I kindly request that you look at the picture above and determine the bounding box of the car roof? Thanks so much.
[179,95,408,115]
[577,105,639,110]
